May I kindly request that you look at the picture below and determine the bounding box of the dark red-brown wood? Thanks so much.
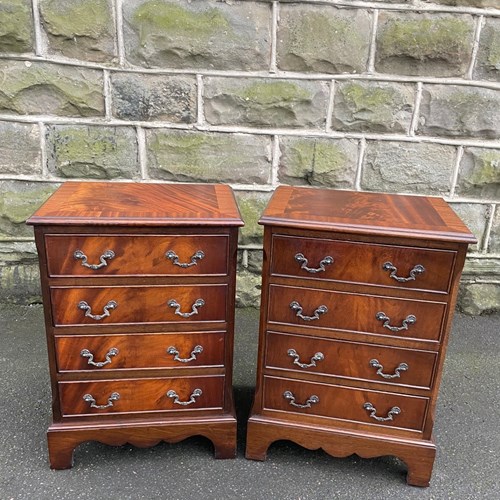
[246,186,475,487]
[28,182,242,467]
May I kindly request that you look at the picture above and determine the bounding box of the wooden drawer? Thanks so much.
[51,285,227,326]
[59,376,224,416]
[55,331,225,372]
[271,235,455,293]
[265,332,437,389]
[45,234,228,277]
[268,285,446,343]
[263,376,428,432]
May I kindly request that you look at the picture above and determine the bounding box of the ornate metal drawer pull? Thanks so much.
[168,298,205,318]
[283,390,319,409]
[80,347,119,367]
[376,311,416,332]
[382,261,425,282]
[294,253,334,273]
[287,348,324,369]
[83,392,120,410]
[369,358,409,379]
[165,250,205,268]
[290,301,328,321]
[73,249,115,270]
[78,300,117,321]
[363,402,401,422]
[167,345,203,363]
[167,388,202,406]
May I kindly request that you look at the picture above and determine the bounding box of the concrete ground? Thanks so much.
[0,304,499,500]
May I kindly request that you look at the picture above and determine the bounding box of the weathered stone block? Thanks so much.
[488,208,500,253]
[123,0,271,70]
[236,269,261,308]
[235,192,271,246]
[458,283,500,316]
[239,249,263,275]
[277,4,371,74]
[111,73,197,123]
[450,203,488,251]
[0,61,104,116]
[0,122,41,176]
[475,18,500,82]
[147,130,271,184]
[418,85,500,139]
[279,137,358,188]
[46,125,139,179]
[376,13,475,77]
[430,0,499,7]
[456,148,500,199]
[332,81,414,134]
[39,0,116,62]
[0,181,57,238]
[0,0,33,53]
[204,78,329,129]
[0,263,41,304]
[361,141,456,195]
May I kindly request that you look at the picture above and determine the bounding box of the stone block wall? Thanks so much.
[0,0,499,314]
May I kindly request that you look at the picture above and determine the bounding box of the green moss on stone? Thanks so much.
[0,0,33,53]
[470,151,500,186]
[240,82,310,106]
[486,30,500,69]
[288,140,346,175]
[236,196,267,244]
[342,83,398,111]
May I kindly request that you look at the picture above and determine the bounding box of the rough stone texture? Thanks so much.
[456,148,500,199]
[428,0,499,7]
[235,192,271,246]
[458,283,500,315]
[361,141,456,195]
[0,264,41,304]
[204,78,329,129]
[39,0,116,62]
[278,137,358,188]
[376,13,475,77]
[450,203,489,251]
[0,122,42,176]
[475,18,500,82]
[236,270,261,308]
[277,4,371,74]
[418,85,500,140]
[123,0,271,70]
[332,81,414,134]
[146,130,271,184]
[0,181,57,238]
[239,249,263,275]
[111,73,197,123]
[488,208,500,253]
[0,0,33,53]
[0,61,104,116]
[46,125,139,179]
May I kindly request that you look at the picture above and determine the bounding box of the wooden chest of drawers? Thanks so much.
[27,182,243,468]
[245,186,475,487]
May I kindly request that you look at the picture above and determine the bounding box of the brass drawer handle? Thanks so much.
[382,261,425,282]
[283,390,319,409]
[290,301,328,321]
[168,298,205,318]
[369,358,409,379]
[80,347,119,367]
[167,388,202,406]
[73,249,115,270]
[376,311,416,332]
[78,300,118,321]
[83,392,120,410]
[287,348,324,369]
[363,402,401,422]
[167,345,203,363]
[294,253,334,273]
[165,250,205,268]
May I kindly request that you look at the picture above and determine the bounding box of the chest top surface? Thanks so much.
[260,186,476,244]
[27,182,243,227]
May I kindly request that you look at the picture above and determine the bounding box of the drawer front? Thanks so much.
[51,285,227,326]
[59,376,224,416]
[268,285,446,342]
[263,376,428,432]
[45,234,229,277]
[271,235,455,293]
[55,331,225,371]
[265,332,437,389]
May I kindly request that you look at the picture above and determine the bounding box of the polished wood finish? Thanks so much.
[246,186,475,487]
[28,182,243,468]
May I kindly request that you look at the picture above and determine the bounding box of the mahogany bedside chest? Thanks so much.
[245,186,475,487]
[27,181,243,468]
